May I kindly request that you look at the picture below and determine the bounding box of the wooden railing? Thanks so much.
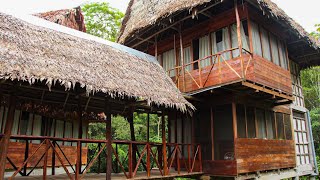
[6,135,202,179]
[166,48,252,92]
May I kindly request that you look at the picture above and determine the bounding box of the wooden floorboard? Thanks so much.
[7,170,203,179]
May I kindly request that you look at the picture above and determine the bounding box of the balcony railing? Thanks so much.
[6,135,202,179]
[166,48,252,92]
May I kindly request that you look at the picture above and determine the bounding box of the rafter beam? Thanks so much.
[131,0,223,48]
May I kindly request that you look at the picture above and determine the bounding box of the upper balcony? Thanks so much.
[165,48,292,101]
[150,4,294,103]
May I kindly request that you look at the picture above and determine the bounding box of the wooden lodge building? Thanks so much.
[0,0,319,179]
[118,0,320,179]
[0,9,200,180]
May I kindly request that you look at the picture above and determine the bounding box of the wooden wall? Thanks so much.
[175,55,253,93]
[235,138,296,174]
[6,142,88,169]
[174,54,292,95]
[203,160,237,176]
[246,55,292,94]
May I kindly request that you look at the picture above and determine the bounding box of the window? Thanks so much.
[265,111,276,139]
[251,21,262,56]
[19,111,32,135]
[293,112,310,165]
[236,104,246,138]
[276,113,285,139]
[183,46,192,71]
[260,27,272,61]
[231,21,249,57]
[246,107,256,138]
[199,35,211,68]
[290,60,304,107]
[212,27,231,61]
[162,49,176,76]
[0,106,8,133]
[256,109,266,139]
[279,40,288,69]
[284,114,292,140]
[236,105,291,141]
[270,33,280,66]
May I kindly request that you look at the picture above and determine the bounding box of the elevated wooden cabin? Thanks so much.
[0,11,201,179]
[119,0,320,178]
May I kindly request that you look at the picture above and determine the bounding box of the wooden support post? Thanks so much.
[98,143,101,174]
[75,140,81,179]
[128,112,137,169]
[105,98,112,180]
[232,102,238,160]
[77,96,82,174]
[210,107,214,160]
[147,143,151,177]
[234,0,244,78]
[51,141,55,175]
[161,113,168,175]
[43,139,49,180]
[0,95,16,178]
[128,143,133,178]
[179,28,186,92]
[24,139,29,176]
[147,113,150,142]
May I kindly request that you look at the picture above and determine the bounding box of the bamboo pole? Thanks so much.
[179,27,186,92]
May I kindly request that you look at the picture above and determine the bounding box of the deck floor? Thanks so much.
[8,170,203,179]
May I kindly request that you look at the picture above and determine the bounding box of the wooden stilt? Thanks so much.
[0,95,16,178]
[77,96,83,175]
[128,112,137,169]
[105,98,112,180]
[161,112,168,175]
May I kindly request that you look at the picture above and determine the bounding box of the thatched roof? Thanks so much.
[35,7,86,32]
[0,12,194,113]
[118,0,320,50]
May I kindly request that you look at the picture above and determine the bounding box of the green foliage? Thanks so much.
[310,24,320,40]
[82,2,124,42]
[301,65,320,177]
[301,66,320,110]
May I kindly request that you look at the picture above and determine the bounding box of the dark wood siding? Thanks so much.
[235,138,296,174]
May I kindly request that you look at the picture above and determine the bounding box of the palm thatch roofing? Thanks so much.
[0,11,194,113]
[35,7,86,32]
[118,0,320,67]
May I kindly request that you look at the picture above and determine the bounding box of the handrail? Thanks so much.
[166,47,253,92]
[7,135,202,179]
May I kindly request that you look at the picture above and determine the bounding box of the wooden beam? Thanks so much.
[241,81,294,101]
[0,95,16,177]
[161,112,168,175]
[131,0,223,48]
[210,107,214,160]
[105,98,112,180]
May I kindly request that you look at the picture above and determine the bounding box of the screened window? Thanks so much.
[162,49,176,76]
[256,109,266,139]
[276,113,285,139]
[270,33,280,66]
[236,104,246,138]
[251,21,262,56]
[231,21,249,57]
[261,27,272,61]
[246,107,256,138]
[236,105,291,141]
[279,40,288,69]
[265,110,276,139]
[199,35,211,68]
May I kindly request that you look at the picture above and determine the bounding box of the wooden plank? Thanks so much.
[203,160,237,176]
[235,138,296,174]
